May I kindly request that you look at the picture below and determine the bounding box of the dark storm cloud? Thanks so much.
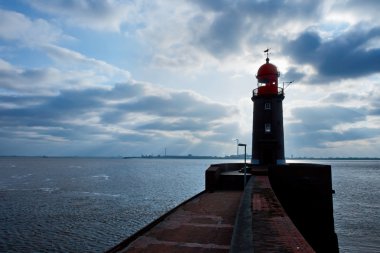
[198,9,246,56]
[286,105,373,148]
[192,0,230,11]
[109,83,144,99]
[43,83,143,114]
[0,80,236,146]
[0,94,46,107]
[282,67,305,83]
[287,126,380,149]
[285,32,321,63]
[137,118,208,132]
[192,0,321,57]
[14,83,143,125]
[45,89,104,112]
[0,88,108,127]
[322,91,380,116]
[322,92,357,103]
[0,82,144,126]
[193,0,319,17]
[285,26,380,81]
[333,0,380,19]
[368,98,380,116]
[118,90,235,119]
[0,67,58,92]
[290,105,365,132]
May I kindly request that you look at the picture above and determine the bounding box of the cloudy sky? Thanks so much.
[0,0,379,157]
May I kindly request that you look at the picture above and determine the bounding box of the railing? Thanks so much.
[252,86,284,97]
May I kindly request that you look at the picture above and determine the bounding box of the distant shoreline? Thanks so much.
[1,155,379,160]
[125,155,380,160]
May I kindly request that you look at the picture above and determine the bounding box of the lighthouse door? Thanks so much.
[261,144,276,164]
[262,151,273,164]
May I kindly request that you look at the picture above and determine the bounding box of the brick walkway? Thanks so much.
[252,176,315,253]
[121,191,242,253]
[110,173,316,253]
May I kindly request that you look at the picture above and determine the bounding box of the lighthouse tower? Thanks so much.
[251,51,285,165]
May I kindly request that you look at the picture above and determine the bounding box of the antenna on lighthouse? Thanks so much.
[283,81,294,90]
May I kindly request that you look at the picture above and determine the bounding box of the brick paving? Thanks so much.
[252,176,315,253]
[121,191,242,253]
[111,172,316,253]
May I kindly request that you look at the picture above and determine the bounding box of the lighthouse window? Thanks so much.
[265,123,271,133]
[265,102,271,110]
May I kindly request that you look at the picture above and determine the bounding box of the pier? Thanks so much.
[107,163,338,252]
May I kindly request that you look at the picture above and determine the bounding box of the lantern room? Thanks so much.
[256,57,280,95]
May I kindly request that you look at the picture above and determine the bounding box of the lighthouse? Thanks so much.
[251,50,285,165]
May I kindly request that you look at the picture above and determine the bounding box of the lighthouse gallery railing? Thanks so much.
[252,87,284,97]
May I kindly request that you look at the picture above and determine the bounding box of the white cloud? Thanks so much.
[43,44,131,81]
[0,58,242,156]
[325,0,380,27]
[0,56,129,95]
[0,9,64,46]
[0,59,64,94]
[28,0,132,32]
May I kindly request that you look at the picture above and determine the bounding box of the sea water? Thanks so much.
[0,157,379,252]
[329,160,380,252]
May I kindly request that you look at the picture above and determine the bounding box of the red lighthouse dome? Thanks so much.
[256,57,280,95]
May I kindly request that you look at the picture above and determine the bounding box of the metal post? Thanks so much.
[238,143,247,188]
[235,139,239,157]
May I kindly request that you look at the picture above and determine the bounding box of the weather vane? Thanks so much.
[264,48,271,62]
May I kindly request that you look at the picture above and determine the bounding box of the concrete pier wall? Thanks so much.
[205,163,253,191]
[205,163,316,252]
[268,163,339,253]
[205,162,339,252]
